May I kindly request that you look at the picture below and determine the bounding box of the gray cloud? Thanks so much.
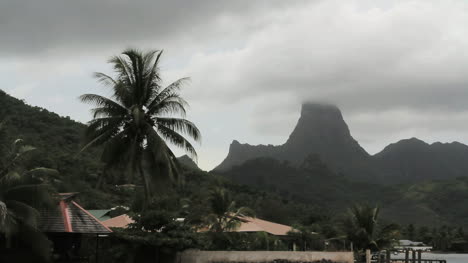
[0,0,307,57]
[3,0,468,169]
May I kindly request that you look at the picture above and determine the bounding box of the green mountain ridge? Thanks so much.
[2,89,467,228]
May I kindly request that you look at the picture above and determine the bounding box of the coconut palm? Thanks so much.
[206,188,254,233]
[80,49,201,203]
[0,136,55,261]
[343,204,399,252]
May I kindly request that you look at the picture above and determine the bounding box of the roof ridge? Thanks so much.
[71,201,113,233]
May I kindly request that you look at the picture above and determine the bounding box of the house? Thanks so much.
[89,206,130,222]
[39,193,112,261]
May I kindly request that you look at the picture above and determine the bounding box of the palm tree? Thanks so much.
[0,136,55,261]
[206,188,254,233]
[80,49,201,203]
[343,204,399,252]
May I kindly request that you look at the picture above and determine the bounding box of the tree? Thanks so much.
[80,49,201,204]
[0,134,55,262]
[206,188,254,233]
[406,224,416,240]
[343,204,399,252]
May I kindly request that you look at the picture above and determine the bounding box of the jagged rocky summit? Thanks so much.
[214,102,468,184]
[213,103,374,181]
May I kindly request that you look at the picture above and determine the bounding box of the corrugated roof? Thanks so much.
[102,214,135,228]
[39,193,112,234]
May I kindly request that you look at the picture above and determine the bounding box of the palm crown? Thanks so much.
[207,188,254,233]
[80,49,201,202]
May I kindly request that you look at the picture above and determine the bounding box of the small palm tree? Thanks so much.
[80,49,201,203]
[206,188,254,233]
[343,204,399,252]
[0,137,55,261]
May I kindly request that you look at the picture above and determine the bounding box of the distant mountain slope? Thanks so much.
[374,138,468,184]
[177,154,201,171]
[221,155,387,208]
[214,103,375,181]
[219,156,468,227]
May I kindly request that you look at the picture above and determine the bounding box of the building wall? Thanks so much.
[177,250,354,263]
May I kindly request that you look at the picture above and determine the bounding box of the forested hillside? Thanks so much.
[0,90,127,207]
[220,155,468,227]
[2,89,468,229]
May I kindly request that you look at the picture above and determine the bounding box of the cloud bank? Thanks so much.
[2,0,468,169]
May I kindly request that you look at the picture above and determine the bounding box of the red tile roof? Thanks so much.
[39,193,112,234]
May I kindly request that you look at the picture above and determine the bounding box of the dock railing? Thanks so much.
[366,249,446,263]
[388,260,446,263]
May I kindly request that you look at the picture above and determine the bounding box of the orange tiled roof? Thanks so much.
[102,214,135,228]
[233,217,293,236]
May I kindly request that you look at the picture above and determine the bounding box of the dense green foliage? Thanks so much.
[0,90,128,209]
[0,127,55,262]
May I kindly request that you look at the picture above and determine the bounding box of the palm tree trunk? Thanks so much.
[138,160,151,206]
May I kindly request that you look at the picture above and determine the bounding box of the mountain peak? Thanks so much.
[214,102,371,178]
[177,155,201,171]
[282,102,369,164]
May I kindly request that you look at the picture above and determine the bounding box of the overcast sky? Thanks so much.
[2,0,468,170]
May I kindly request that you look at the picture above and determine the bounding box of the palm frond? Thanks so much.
[146,78,190,112]
[0,171,22,191]
[143,50,163,103]
[5,200,40,227]
[4,184,53,209]
[156,124,197,160]
[80,93,127,111]
[81,119,123,151]
[109,55,135,85]
[93,72,118,87]
[155,117,201,142]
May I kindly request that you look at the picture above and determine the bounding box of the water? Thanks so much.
[394,253,468,263]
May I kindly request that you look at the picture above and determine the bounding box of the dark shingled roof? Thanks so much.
[39,193,111,234]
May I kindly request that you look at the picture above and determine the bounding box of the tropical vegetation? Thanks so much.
[0,123,55,262]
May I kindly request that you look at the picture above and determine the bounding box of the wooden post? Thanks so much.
[405,249,409,263]
[95,234,99,263]
[412,250,416,263]
[366,249,371,263]
[417,250,421,263]
[386,250,391,263]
